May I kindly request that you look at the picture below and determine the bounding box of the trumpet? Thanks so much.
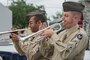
[19,20,64,41]
[0,29,26,35]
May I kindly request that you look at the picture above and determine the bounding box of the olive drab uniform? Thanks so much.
[12,28,47,60]
[12,9,47,60]
[39,25,88,60]
[39,1,87,60]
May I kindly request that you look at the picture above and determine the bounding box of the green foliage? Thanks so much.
[9,0,45,28]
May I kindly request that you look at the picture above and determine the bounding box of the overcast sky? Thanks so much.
[0,0,79,19]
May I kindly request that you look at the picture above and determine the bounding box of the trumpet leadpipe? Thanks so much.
[19,26,51,41]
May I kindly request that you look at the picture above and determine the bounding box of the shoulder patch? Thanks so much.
[77,34,83,40]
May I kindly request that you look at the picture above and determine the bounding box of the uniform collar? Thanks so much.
[65,25,79,37]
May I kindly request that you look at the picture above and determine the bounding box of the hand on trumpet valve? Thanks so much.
[41,28,54,38]
[39,22,54,38]
[9,33,19,42]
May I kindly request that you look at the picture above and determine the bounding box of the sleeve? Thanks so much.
[12,40,25,55]
[39,32,62,59]
[39,37,54,59]
[52,32,88,59]
[12,29,32,56]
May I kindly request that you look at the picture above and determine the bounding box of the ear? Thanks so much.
[74,15,77,20]
[72,16,76,23]
[37,20,42,24]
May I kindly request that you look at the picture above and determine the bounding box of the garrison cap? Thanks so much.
[26,10,46,21]
[27,10,46,17]
[63,1,85,12]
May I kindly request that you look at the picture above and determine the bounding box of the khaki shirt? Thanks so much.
[13,28,47,60]
[39,25,88,60]
[12,28,32,55]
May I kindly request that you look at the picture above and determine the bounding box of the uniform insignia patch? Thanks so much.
[77,34,83,40]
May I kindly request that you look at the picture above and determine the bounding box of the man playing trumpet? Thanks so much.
[10,10,48,60]
[38,1,88,60]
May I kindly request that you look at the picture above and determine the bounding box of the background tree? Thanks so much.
[9,0,46,28]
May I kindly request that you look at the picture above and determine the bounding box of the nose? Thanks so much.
[62,16,65,21]
[28,23,31,27]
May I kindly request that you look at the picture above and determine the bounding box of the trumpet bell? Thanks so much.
[51,23,61,33]
[51,21,64,34]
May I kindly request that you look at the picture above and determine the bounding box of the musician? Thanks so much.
[10,10,48,60]
[39,1,88,60]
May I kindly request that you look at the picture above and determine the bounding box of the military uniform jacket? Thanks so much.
[12,28,47,60]
[39,25,88,60]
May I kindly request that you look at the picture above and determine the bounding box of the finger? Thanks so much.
[42,22,47,28]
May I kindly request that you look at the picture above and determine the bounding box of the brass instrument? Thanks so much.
[12,21,64,59]
[19,20,64,42]
[0,29,26,35]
